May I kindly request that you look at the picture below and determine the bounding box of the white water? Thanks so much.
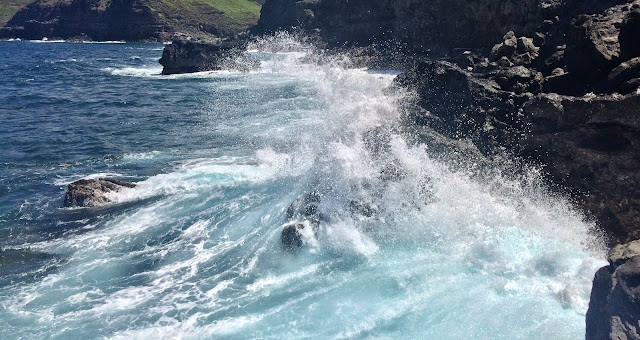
[0,35,606,339]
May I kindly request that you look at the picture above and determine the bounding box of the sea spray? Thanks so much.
[0,35,605,339]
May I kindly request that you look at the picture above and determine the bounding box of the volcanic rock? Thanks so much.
[159,38,259,75]
[281,222,306,250]
[281,192,322,250]
[586,240,640,340]
[619,8,640,59]
[64,178,136,208]
[609,57,640,94]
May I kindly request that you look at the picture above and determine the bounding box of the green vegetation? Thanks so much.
[0,0,32,28]
[192,0,261,18]
[147,0,262,37]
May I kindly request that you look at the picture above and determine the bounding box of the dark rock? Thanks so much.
[281,222,306,250]
[398,55,640,245]
[281,192,322,250]
[491,66,544,94]
[586,240,640,340]
[64,178,136,208]
[542,45,565,74]
[496,56,513,68]
[609,57,640,94]
[543,71,587,95]
[396,59,530,154]
[619,8,640,59]
[286,191,322,222]
[564,8,624,83]
[517,37,539,55]
[521,93,640,245]
[349,200,377,218]
[159,38,258,75]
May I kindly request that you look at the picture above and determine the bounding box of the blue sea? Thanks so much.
[0,36,607,339]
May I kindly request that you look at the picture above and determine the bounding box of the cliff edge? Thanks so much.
[0,0,262,41]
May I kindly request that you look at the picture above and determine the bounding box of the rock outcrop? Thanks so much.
[586,240,640,340]
[64,178,136,208]
[257,0,548,52]
[159,38,258,75]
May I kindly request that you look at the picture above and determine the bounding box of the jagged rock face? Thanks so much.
[398,59,640,245]
[64,178,136,208]
[257,0,547,51]
[522,94,640,245]
[586,240,640,340]
[395,60,531,154]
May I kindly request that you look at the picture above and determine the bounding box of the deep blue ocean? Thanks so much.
[0,37,607,339]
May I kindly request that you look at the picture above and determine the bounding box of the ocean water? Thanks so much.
[0,36,606,339]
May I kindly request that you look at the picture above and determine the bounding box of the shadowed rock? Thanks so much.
[281,192,322,250]
[64,178,136,208]
[587,240,640,340]
[159,37,259,75]
[281,222,306,250]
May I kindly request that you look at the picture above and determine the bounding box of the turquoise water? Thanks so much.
[0,36,606,339]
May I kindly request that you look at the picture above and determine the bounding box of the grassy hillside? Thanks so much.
[146,0,261,38]
[0,0,32,28]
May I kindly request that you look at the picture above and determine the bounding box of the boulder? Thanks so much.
[586,240,640,340]
[64,178,136,208]
[281,192,323,250]
[159,38,259,75]
[281,222,306,250]
[395,59,530,154]
[490,32,539,66]
[286,191,322,223]
[490,66,544,94]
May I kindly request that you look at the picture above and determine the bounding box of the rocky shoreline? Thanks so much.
[31,0,634,336]
[155,0,640,337]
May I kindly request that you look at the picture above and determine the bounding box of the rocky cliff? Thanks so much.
[0,0,262,41]
[586,240,640,339]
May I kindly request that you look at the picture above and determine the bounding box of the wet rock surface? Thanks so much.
[586,240,640,340]
[280,192,322,250]
[159,37,259,75]
[64,178,136,208]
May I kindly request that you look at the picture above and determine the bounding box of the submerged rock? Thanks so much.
[281,222,306,250]
[64,178,136,208]
[586,240,640,340]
